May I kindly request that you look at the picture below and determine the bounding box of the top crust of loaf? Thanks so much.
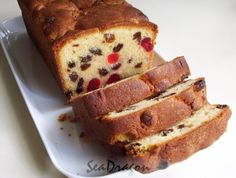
[17,0,157,44]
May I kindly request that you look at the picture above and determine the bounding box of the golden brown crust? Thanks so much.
[122,106,231,173]
[18,0,152,42]
[17,0,158,100]
[82,78,207,144]
[72,56,191,119]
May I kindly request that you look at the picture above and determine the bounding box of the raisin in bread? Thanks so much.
[120,104,231,173]
[83,78,207,144]
[72,56,190,119]
[17,0,158,101]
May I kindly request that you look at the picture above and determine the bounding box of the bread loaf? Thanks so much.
[17,0,158,101]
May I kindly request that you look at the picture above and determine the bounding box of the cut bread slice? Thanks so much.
[122,104,231,173]
[72,56,190,119]
[83,77,207,144]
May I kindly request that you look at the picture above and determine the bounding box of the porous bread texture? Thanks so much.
[58,26,156,100]
[108,79,198,118]
[125,104,230,155]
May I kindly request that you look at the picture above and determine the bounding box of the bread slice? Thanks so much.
[17,0,157,101]
[83,77,207,144]
[122,104,231,173]
[72,56,190,119]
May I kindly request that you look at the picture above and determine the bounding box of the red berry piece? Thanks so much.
[141,37,154,52]
[87,78,101,92]
[107,53,119,64]
[107,74,121,85]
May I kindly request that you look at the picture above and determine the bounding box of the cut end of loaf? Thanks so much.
[125,104,231,156]
[55,25,157,101]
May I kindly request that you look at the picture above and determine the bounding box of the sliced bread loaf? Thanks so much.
[122,104,231,173]
[72,56,190,119]
[83,78,207,144]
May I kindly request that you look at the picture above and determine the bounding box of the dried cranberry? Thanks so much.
[141,37,154,52]
[113,43,124,52]
[107,53,119,64]
[106,74,121,84]
[76,78,84,94]
[87,78,101,92]
[133,32,141,43]
[68,61,75,68]
[80,63,91,71]
[99,68,109,76]
[111,63,121,70]
[135,62,143,68]
[69,72,78,82]
[104,33,115,43]
[89,47,102,56]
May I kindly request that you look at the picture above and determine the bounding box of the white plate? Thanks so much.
[0,16,166,178]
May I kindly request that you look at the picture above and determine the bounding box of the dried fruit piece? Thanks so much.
[178,124,185,129]
[216,105,228,109]
[161,128,174,136]
[107,73,121,84]
[113,43,124,52]
[140,113,153,126]
[80,55,92,63]
[99,68,109,76]
[89,47,102,56]
[128,58,133,64]
[194,79,206,92]
[68,61,76,68]
[69,72,79,82]
[73,44,79,47]
[80,63,91,71]
[111,63,121,70]
[76,78,84,94]
[87,78,101,92]
[45,16,55,25]
[65,90,73,99]
[133,32,141,43]
[135,62,143,68]
[104,33,115,43]
[141,37,154,52]
[107,53,119,64]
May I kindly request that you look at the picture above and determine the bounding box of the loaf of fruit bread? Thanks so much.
[17,0,158,101]
[83,78,207,144]
[118,104,231,173]
[72,56,190,119]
